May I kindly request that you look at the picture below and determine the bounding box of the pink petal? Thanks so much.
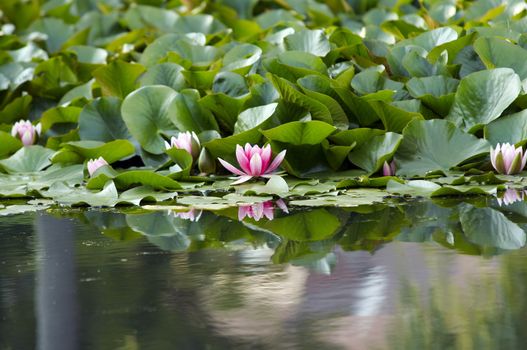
[251,203,264,221]
[236,144,252,174]
[250,145,261,158]
[218,158,246,176]
[265,150,286,174]
[238,206,251,221]
[382,161,392,176]
[231,175,253,185]
[276,199,288,213]
[260,145,272,172]
[262,202,274,220]
[244,143,252,158]
[390,161,396,175]
[21,130,33,146]
[249,153,262,176]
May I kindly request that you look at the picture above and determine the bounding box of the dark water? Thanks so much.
[2,197,527,350]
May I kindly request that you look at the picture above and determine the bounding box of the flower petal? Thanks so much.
[382,161,392,176]
[265,150,286,173]
[238,206,251,221]
[251,203,264,221]
[244,143,252,158]
[276,199,289,213]
[21,130,33,146]
[231,175,253,185]
[249,153,262,176]
[218,158,245,176]
[236,144,252,174]
[260,144,272,172]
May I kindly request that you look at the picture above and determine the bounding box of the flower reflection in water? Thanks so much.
[497,188,525,206]
[172,208,203,221]
[238,199,288,221]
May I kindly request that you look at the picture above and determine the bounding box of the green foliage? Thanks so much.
[1,0,527,206]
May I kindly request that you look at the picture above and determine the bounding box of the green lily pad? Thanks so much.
[58,140,135,164]
[396,119,490,177]
[78,97,131,142]
[261,120,336,145]
[284,29,331,57]
[92,60,145,99]
[485,110,527,146]
[349,132,403,174]
[447,68,521,131]
[0,146,54,174]
[121,85,178,154]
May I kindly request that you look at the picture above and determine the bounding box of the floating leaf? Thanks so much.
[474,36,527,84]
[284,29,331,57]
[396,120,490,177]
[93,60,145,99]
[59,140,135,164]
[349,132,402,174]
[121,85,177,154]
[78,97,131,142]
[261,121,336,145]
[485,110,527,146]
[447,68,521,131]
[0,146,54,174]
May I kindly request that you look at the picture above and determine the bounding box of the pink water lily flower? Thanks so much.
[382,160,396,176]
[238,199,288,221]
[87,157,108,177]
[490,143,527,175]
[11,120,41,146]
[165,131,201,160]
[218,143,286,185]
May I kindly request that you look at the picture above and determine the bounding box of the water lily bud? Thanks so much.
[382,160,396,176]
[490,143,527,175]
[165,131,201,161]
[87,157,108,177]
[198,147,216,174]
[11,120,41,146]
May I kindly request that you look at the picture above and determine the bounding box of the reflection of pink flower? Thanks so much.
[11,120,41,146]
[382,160,396,176]
[238,199,288,221]
[497,188,525,206]
[87,157,108,177]
[173,208,202,221]
[165,131,201,160]
[490,143,527,175]
[218,143,286,185]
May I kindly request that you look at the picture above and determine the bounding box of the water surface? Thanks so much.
[1,198,527,349]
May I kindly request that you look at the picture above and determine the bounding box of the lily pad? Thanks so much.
[0,146,54,174]
[396,119,490,177]
[447,68,521,131]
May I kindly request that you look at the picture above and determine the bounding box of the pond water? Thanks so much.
[1,197,527,349]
